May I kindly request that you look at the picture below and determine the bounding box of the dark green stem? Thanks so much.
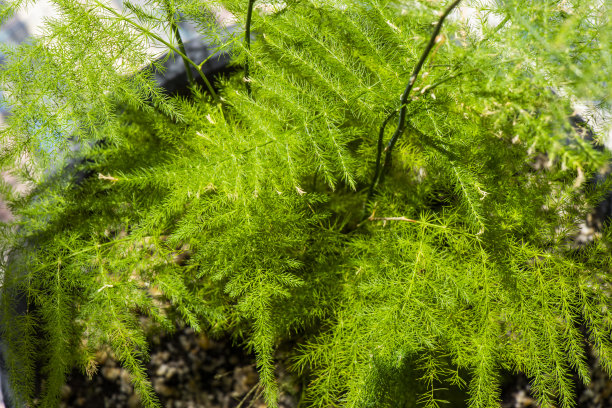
[245,0,256,97]
[364,0,462,211]
[94,0,219,102]
[162,0,194,86]
[364,109,399,214]
[381,0,462,176]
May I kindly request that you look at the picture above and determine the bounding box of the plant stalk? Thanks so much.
[365,0,463,209]
[245,0,256,97]
[94,1,219,102]
[162,0,194,86]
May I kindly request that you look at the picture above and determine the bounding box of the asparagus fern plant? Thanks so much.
[0,0,611,407]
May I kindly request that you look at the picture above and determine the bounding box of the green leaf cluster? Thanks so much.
[0,0,611,407]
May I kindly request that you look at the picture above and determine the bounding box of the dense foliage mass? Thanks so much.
[0,0,611,407]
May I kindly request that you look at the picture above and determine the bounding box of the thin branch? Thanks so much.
[381,0,463,177]
[198,35,241,70]
[362,108,399,217]
[370,216,419,223]
[30,236,134,273]
[364,0,462,210]
[406,123,460,160]
[356,214,420,229]
[162,0,194,86]
[245,0,256,97]
[357,212,479,239]
[421,57,523,95]
[235,383,261,408]
[94,1,219,102]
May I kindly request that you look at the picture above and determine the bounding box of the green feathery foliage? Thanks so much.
[0,0,611,407]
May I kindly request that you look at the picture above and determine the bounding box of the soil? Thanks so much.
[60,326,299,408]
[58,322,612,408]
